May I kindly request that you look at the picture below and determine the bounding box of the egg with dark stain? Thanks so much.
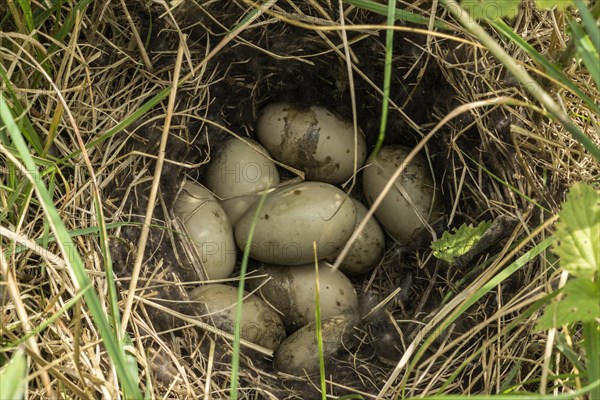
[256,103,367,184]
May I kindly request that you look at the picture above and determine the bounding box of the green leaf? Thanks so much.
[553,183,600,279]
[0,349,27,400]
[536,0,574,11]
[537,279,600,329]
[431,220,492,263]
[461,0,519,21]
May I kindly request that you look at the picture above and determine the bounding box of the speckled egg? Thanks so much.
[274,314,358,375]
[205,137,279,224]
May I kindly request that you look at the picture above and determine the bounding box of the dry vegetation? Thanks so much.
[1,0,598,399]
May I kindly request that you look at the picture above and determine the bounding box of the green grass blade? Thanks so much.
[574,0,600,52]
[437,289,561,393]
[0,67,45,153]
[568,20,600,89]
[314,244,326,400]
[583,321,600,400]
[371,0,396,158]
[490,19,600,116]
[230,191,268,400]
[0,349,26,400]
[4,222,138,258]
[0,173,33,225]
[418,379,600,399]
[32,1,62,28]
[441,0,600,160]
[460,149,550,213]
[504,373,587,394]
[450,237,554,332]
[343,0,453,30]
[16,0,34,32]
[6,284,89,347]
[46,0,94,55]
[555,332,586,373]
[0,96,142,398]
[93,195,121,335]
[498,360,522,393]
[58,86,171,165]
[122,332,141,396]
[407,237,554,390]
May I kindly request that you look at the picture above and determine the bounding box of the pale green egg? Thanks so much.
[174,180,236,279]
[362,145,440,243]
[235,182,356,265]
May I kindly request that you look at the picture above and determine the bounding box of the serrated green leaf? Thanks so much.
[461,0,519,21]
[431,220,492,263]
[0,349,27,400]
[536,0,574,11]
[537,279,600,329]
[553,183,600,279]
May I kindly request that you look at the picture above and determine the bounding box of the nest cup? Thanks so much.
[101,1,598,397]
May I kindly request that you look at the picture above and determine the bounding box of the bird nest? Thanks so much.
[1,0,598,398]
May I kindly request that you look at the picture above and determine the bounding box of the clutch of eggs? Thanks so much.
[175,102,440,374]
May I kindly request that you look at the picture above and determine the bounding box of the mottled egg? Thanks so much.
[247,261,359,333]
[362,145,440,242]
[173,180,237,280]
[256,103,367,184]
[189,284,286,350]
[235,182,356,265]
[329,199,386,275]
